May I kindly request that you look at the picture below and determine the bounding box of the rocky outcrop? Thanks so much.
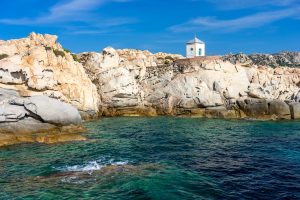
[79,48,300,120]
[0,88,82,129]
[0,33,100,118]
[289,102,300,119]
[0,88,86,147]
[78,47,183,116]
[1,33,300,147]
[22,96,81,125]
[223,52,300,68]
[0,33,98,146]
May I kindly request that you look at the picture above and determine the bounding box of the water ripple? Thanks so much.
[0,117,300,199]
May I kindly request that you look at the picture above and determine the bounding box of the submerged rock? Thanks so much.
[0,127,87,147]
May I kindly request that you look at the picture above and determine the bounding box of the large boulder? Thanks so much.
[0,89,85,147]
[268,100,291,119]
[289,102,300,119]
[237,99,269,118]
[23,96,81,125]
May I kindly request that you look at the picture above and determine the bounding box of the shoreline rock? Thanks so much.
[0,124,87,147]
[0,32,100,118]
[79,46,300,120]
[1,33,300,147]
[0,88,86,147]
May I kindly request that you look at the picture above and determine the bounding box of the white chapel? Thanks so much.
[186,36,205,58]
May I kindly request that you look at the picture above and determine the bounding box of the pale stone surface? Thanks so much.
[79,47,300,119]
[0,88,83,143]
[24,95,82,125]
[0,33,100,116]
[0,104,28,122]
[0,117,56,134]
[2,33,300,121]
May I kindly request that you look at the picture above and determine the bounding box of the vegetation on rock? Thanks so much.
[164,60,171,65]
[63,48,71,53]
[44,46,52,51]
[71,54,80,62]
[0,54,9,60]
[53,49,65,58]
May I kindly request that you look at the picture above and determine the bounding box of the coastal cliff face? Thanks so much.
[1,33,300,146]
[79,48,300,120]
[78,48,183,116]
[0,33,99,116]
[1,33,299,122]
[0,33,99,146]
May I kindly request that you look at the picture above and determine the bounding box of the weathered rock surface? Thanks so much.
[289,102,300,119]
[23,96,81,125]
[0,88,82,125]
[0,88,85,147]
[79,48,300,120]
[0,124,87,147]
[223,52,300,67]
[1,33,300,147]
[0,33,100,117]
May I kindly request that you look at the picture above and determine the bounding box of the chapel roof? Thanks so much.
[187,37,205,44]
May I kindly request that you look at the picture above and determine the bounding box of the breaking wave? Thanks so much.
[56,158,129,173]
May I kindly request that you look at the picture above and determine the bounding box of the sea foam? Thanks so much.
[56,158,129,173]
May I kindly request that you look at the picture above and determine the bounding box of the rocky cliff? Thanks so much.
[0,33,99,116]
[79,48,300,120]
[1,33,300,146]
[0,33,100,146]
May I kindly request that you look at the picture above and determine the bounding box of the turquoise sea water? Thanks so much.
[1,117,300,200]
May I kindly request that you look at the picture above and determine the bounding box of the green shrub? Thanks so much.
[165,56,174,61]
[71,54,80,62]
[0,54,9,60]
[53,49,65,58]
[164,60,170,65]
[44,46,52,51]
[64,48,71,53]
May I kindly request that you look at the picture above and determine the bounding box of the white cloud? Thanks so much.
[0,0,131,25]
[66,17,137,35]
[169,7,300,33]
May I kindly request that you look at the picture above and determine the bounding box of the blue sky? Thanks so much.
[0,0,299,55]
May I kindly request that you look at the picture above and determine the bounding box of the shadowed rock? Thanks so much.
[289,102,300,119]
[268,100,291,120]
